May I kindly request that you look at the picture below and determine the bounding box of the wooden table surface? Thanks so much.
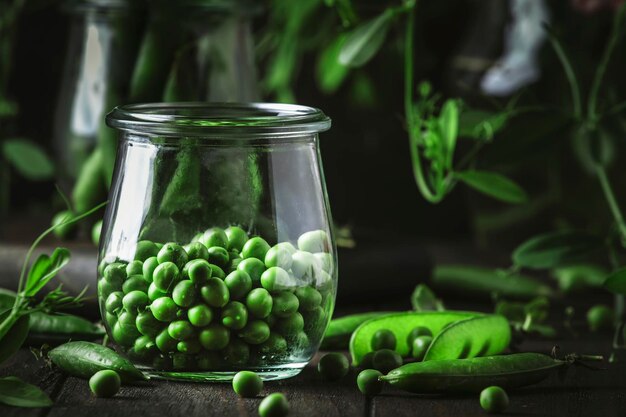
[1,324,624,417]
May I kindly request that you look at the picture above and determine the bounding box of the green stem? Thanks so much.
[404,4,443,203]
[596,167,626,247]
[0,309,20,341]
[587,5,625,122]
[546,29,582,119]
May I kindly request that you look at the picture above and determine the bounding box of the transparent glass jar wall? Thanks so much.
[54,0,258,180]
[98,103,336,381]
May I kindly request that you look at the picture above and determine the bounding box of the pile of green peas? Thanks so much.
[97,227,335,371]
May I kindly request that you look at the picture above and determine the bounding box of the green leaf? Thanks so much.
[512,231,603,269]
[2,139,54,181]
[551,264,607,293]
[338,9,394,67]
[349,311,478,365]
[316,34,350,94]
[424,315,511,361]
[0,312,30,364]
[455,170,528,204]
[411,284,445,312]
[604,269,626,295]
[24,248,71,297]
[439,99,459,168]
[0,377,52,407]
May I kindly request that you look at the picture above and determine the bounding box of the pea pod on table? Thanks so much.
[48,341,146,383]
[349,311,478,365]
[321,312,393,350]
[381,352,579,393]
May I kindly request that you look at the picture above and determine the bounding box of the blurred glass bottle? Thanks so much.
[53,0,259,183]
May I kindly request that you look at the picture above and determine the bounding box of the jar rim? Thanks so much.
[106,102,332,138]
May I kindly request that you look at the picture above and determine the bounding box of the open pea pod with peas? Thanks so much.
[349,311,510,365]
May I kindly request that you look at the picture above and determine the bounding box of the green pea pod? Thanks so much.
[28,312,104,342]
[381,353,564,393]
[424,315,511,361]
[48,341,146,382]
[321,312,393,350]
[72,148,106,214]
[432,265,553,300]
[349,311,478,365]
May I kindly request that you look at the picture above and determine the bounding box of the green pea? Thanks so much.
[411,335,433,361]
[587,304,614,332]
[371,329,396,351]
[258,333,287,356]
[406,326,433,346]
[222,339,250,365]
[313,252,333,273]
[295,287,322,311]
[480,386,509,413]
[184,259,212,284]
[122,290,149,313]
[51,210,76,239]
[98,278,119,298]
[241,236,271,261]
[136,310,163,337]
[271,292,299,318]
[315,270,333,292]
[177,339,202,354]
[258,393,289,417]
[372,349,402,374]
[168,320,195,341]
[185,241,209,261]
[303,306,327,333]
[232,370,263,398]
[225,226,248,251]
[126,260,143,276]
[155,328,178,353]
[157,243,189,270]
[105,291,124,314]
[318,352,349,381]
[112,321,139,346]
[297,230,329,253]
[200,278,230,308]
[153,262,180,291]
[224,270,252,300]
[357,369,383,396]
[360,352,375,369]
[134,240,160,261]
[229,255,243,273]
[147,282,168,301]
[246,288,273,319]
[172,280,196,307]
[187,304,213,327]
[265,244,294,270]
[89,370,120,398]
[122,275,149,294]
[261,267,292,293]
[221,301,248,330]
[150,297,178,322]
[265,314,277,328]
[237,258,266,284]
[133,335,157,358]
[209,263,226,279]
[142,256,159,282]
[292,331,310,351]
[104,263,127,286]
[238,320,270,344]
[105,312,117,328]
[199,324,230,350]
[290,251,318,280]
[208,246,229,268]
[274,312,304,335]
[201,227,229,249]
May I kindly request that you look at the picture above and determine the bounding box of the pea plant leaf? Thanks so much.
[439,99,459,169]
[0,312,29,365]
[24,248,71,297]
[316,34,350,94]
[411,284,445,312]
[0,377,52,407]
[339,8,394,67]
[455,170,528,204]
[2,138,54,181]
[604,269,626,295]
[512,231,603,269]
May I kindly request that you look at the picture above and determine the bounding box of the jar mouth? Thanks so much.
[106,102,332,139]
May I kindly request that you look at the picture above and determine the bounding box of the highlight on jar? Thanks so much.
[97,103,336,381]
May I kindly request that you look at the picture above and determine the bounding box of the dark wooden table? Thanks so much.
[1,325,624,417]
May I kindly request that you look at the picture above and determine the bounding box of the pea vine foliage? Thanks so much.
[0,201,106,408]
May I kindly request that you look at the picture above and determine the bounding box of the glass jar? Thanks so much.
[98,103,335,381]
